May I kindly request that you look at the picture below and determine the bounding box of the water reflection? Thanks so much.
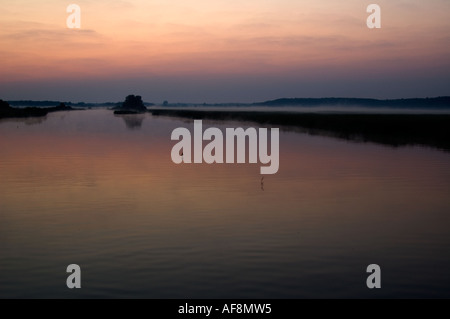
[0,109,450,298]
[0,115,48,126]
[150,109,450,152]
[114,113,146,130]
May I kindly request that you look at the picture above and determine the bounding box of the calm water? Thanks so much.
[1,109,450,298]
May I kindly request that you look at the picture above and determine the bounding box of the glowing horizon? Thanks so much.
[1,0,449,102]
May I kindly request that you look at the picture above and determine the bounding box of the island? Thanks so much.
[113,95,147,114]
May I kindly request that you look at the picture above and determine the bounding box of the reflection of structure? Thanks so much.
[116,114,146,130]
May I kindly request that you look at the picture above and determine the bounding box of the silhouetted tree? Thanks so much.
[163,100,169,106]
[0,99,11,110]
[122,95,146,111]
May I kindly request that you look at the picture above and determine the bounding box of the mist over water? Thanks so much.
[153,105,450,115]
[1,109,450,298]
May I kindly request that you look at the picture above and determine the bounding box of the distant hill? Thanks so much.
[254,97,450,108]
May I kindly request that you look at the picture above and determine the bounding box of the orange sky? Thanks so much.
[1,0,449,102]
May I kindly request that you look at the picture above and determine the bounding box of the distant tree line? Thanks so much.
[255,97,450,108]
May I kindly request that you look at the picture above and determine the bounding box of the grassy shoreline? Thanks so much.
[149,108,450,151]
[0,100,75,119]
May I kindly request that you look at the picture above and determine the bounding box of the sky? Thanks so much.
[0,0,449,103]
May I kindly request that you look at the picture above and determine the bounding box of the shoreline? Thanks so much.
[2,103,449,152]
[149,108,450,151]
[0,101,76,119]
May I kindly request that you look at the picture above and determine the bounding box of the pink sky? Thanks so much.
[1,0,449,102]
